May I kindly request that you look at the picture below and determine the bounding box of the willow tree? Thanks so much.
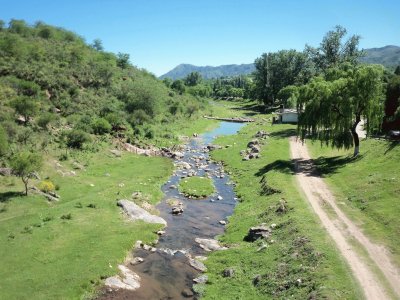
[297,64,385,156]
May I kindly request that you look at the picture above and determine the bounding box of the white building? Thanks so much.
[277,109,298,123]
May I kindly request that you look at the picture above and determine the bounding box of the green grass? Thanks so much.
[202,117,362,299]
[0,149,172,299]
[307,138,400,267]
[179,176,215,198]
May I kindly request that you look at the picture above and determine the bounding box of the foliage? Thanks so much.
[66,130,91,149]
[11,96,39,125]
[297,64,385,155]
[184,71,202,86]
[38,180,55,193]
[171,79,185,94]
[305,25,362,74]
[10,151,42,195]
[253,50,311,105]
[91,117,112,135]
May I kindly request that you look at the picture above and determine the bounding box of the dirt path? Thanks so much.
[289,137,400,300]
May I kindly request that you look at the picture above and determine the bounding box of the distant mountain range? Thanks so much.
[160,45,400,80]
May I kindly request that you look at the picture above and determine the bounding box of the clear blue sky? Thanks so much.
[1,0,399,76]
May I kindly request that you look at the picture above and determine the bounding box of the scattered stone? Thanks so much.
[166,198,181,206]
[254,130,268,138]
[247,139,259,148]
[130,257,144,265]
[172,205,184,215]
[271,223,277,229]
[189,258,207,272]
[117,200,167,225]
[244,223,272,242]
[72,161,85,170]
[176,161,191,170]
[169,185,177,189]
[195,238,227,251]
[104,265,140,290]
[89,183,95,187]
[222,268,235,278]
[253,274,262,286]
[182,288,194,298]
[195,255,207,261]
[131,191,142,199]
[193,274,208,284]
[0,168,12,176]
[219,220,227,225]
[207,144,222,151]
[217,195,223,200]
[157,230,165,235]
[276,199,287,214]
[118,183,125,187]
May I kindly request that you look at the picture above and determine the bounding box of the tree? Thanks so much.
[116,52,130,69]
[92,38,104,51]
[10,151,42,196]
[66,130,91,149]
[305,25,362,74]
[253,50,311,106]
[297,64,385,156]
[171,79,185,94]
[11,96,39,125]
[184,72,202,86]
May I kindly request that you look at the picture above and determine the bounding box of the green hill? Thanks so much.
[360,45,400,69]
[159,63,255,80]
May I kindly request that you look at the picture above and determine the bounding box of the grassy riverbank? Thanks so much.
[307,139,400,267]
[204,118,362,299]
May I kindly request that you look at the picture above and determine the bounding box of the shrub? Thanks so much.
[66,130,91,149]
[92,118,112,135]
[38,180,55,193]
[60,213,72,220]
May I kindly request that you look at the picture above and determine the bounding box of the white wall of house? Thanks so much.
[280,112,298,123]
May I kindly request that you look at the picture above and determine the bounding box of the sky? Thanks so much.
[1,0,399,76]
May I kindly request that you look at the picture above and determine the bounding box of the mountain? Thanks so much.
[360,45,400,69]
[161,46,400,79]
[160,63,255,80]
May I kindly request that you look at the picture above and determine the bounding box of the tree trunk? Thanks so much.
[351,116,361,157]
[22,177,28,196]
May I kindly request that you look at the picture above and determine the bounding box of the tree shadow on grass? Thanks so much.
[0,191,23,203]
[311,155,362,176]
[268,128,297,138]
[231,102,265,116]
[384,141,400,154]
[255,159,295,177]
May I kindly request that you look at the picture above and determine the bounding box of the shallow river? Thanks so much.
[100,121,245,300]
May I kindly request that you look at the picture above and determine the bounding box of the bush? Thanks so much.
[37,112,55,129]
[66,130,91,149]
[92,118,111,135]
[38,180,55,193]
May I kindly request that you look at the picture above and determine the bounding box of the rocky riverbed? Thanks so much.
[98,122,245,300]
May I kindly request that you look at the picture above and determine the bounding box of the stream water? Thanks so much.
[100,121,245,300]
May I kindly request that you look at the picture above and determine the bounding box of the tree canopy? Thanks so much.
[297,64,385,156]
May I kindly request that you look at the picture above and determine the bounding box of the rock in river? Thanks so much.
[105,265,140,290]
[195,238,227,251]
[117,200,167,226]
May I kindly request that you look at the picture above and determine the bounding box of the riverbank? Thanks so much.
[205,118,362,299]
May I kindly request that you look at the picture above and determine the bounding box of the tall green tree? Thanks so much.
[10,151,42,195]
[11,96,39,125]
[297,64,385,156]
[253,50,311,106]
[305,25,362,74]
[171,79,185,94]
[184,72,202,86]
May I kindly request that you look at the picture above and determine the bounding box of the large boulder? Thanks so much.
[244,224,271,242]
[117,200,167,226]
[105,265,140,290]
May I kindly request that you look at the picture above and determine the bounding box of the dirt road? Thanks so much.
[289,137,400,300]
